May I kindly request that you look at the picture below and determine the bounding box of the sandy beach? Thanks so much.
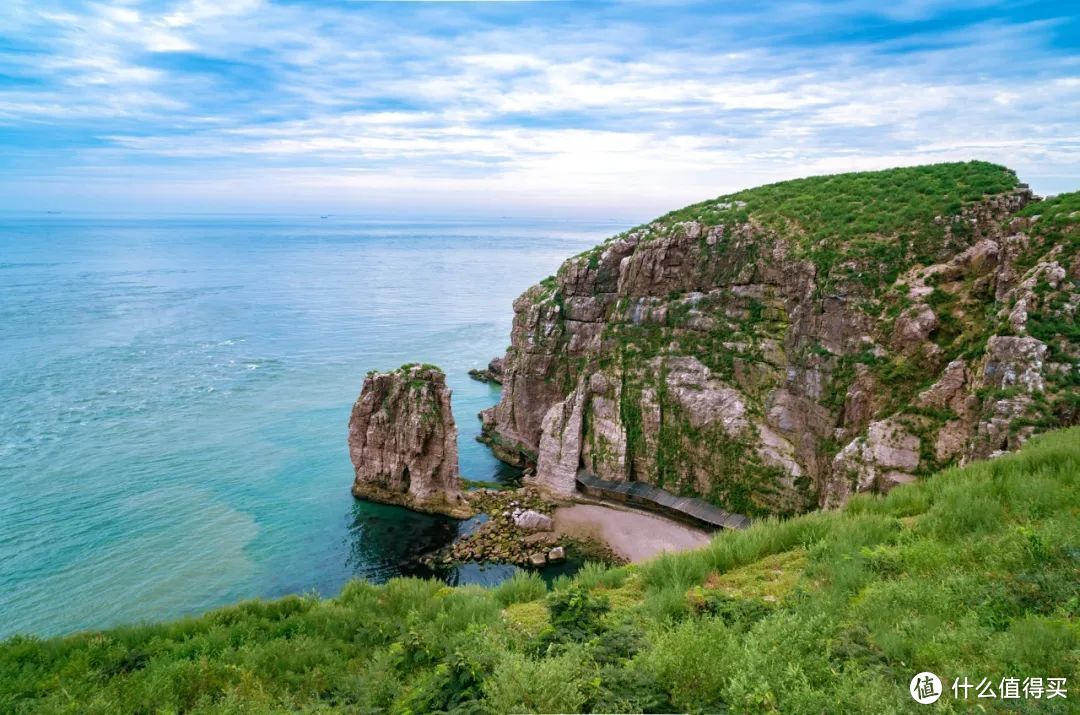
[553,503,712,563]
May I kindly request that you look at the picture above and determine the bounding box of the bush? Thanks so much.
[481,647,594,715]
[2,427,1077,714]
[540,586,610,647]
[492,571,547,607]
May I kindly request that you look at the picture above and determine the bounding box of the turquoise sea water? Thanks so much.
[0,215,616,638]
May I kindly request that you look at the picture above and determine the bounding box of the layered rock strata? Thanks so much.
[349,364,470,517]
[479,163,1078,514]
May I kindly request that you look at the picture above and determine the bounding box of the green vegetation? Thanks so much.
[1017,189,1080,260]
[4,429,1077,713]
[648,160,1020,288]
[368,363,446,382]
[658,161,1017,240]
[575,162,1020,278]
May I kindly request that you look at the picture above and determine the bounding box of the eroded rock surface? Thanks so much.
[349,364,469,517]
[479,164,1079,513]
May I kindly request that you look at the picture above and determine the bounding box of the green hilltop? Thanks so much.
[581,160,1026,290]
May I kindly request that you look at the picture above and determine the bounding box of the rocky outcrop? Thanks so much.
[532,378,587,497]
[422,488,579,567]
[349,364,470,517]
[824,419,920,507]
[468,357,505,384]
[480,163,1079,513]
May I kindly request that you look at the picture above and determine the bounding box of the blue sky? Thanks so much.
[0,1,1077,218]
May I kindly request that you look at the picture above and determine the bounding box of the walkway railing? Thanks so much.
[575,470,751,531]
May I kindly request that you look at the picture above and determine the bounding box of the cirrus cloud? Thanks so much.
[0,0,1076,217]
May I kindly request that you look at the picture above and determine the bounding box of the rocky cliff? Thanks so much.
[481,162,1079,515]
[349,364,470,517]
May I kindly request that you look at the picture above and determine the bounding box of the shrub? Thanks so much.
[481,647,594,715]
[492,571,547,607]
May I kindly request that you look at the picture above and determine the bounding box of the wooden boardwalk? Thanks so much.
[575,471,752,531]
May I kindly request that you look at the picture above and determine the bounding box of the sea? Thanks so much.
[0,214,619,638]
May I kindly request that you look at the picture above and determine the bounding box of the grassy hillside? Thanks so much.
[2,428,1077,713]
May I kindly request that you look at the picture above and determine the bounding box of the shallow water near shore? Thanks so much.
[0,214,616,638]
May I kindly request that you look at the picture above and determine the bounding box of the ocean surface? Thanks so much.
[0,214,618,638]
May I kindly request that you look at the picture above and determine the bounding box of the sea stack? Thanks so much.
[348,363,470,518]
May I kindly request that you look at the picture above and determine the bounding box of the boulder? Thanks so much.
[467,356,506,384]
[513,509,553,532]
[867,419,921,472]
[892,304,938,347]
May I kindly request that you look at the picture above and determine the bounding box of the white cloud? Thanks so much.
[0,0,1076,215]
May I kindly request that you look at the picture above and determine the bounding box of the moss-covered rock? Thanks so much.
[483,162,1078,513]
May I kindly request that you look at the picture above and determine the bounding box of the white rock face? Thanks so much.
[867,420,921,471]
[531,380,587,497]
[981,336,1048,392]
[824,439,878,508]
[580,391,628,482]
[664,357,749,433]
[757,423,804,478]
[824,418,921,508]
[513,509,554,532]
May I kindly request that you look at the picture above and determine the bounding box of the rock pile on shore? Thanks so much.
[424,487,567,567]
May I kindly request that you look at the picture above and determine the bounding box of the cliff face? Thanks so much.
[349,364,469,517]
[481,162,1079,515]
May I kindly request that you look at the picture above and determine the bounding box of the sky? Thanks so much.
[0,0,1077,219]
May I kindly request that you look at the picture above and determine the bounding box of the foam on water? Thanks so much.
[0,215,616,637]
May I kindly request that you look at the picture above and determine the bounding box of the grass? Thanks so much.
[2,427,1078,713]
[574,162,1017,280]
[637,160,1021,287]
[660,161,1018,237]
